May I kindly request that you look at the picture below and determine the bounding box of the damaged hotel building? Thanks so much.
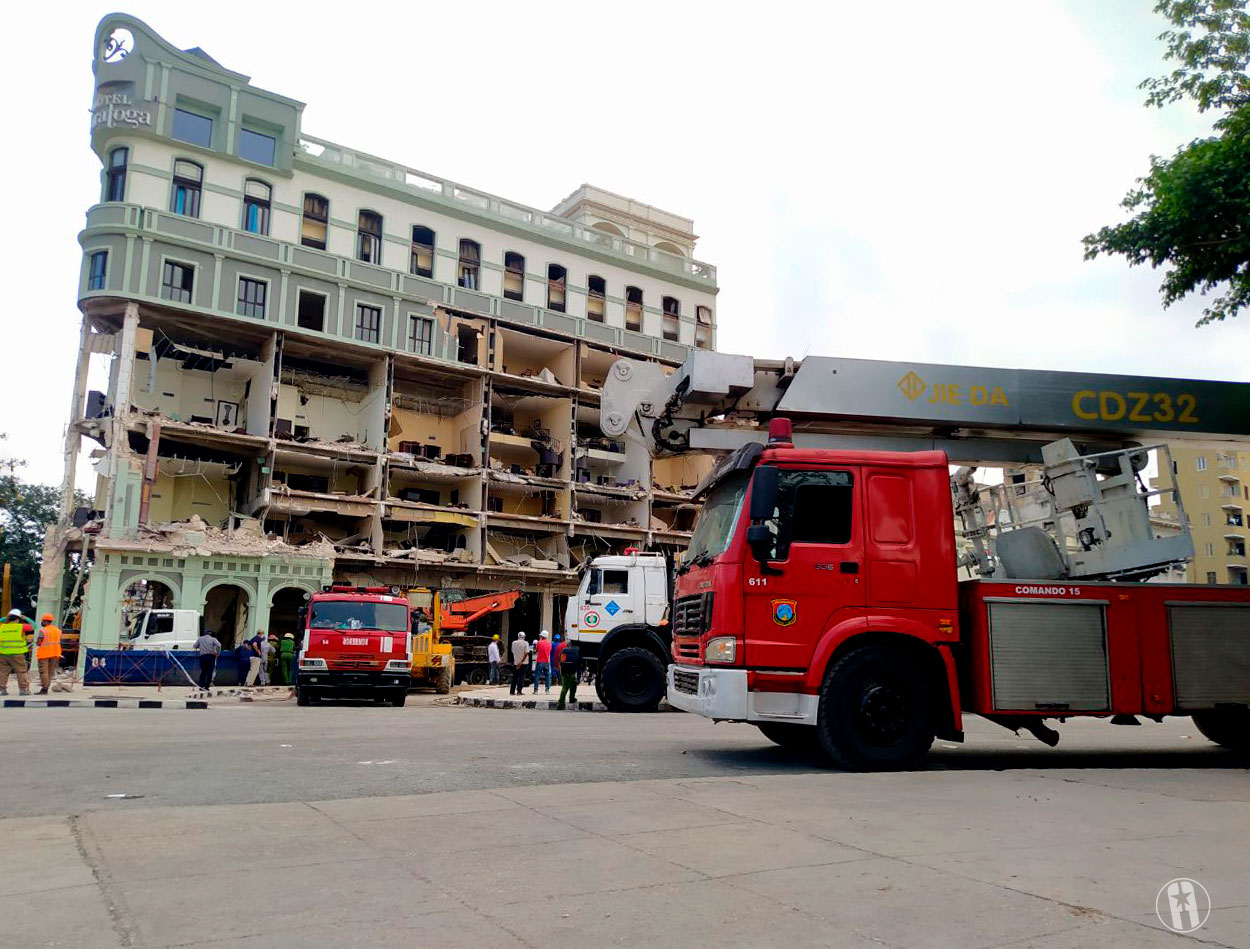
[41,14,718,656]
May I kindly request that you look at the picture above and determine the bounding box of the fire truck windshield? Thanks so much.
[685,469,749,563]
[309,601,409,632]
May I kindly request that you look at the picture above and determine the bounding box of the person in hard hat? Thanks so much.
[509,632,529,696]
[279,632,296,687]
[487,634,502,685]
[34,614,63,695]
[0,608,33,696]
[532,630,553,695]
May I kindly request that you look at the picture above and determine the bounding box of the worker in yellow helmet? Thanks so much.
[487,634,502,684]
[0,608,34,696]
[35,614,63,695]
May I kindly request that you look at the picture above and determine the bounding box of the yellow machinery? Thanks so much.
[406,587,521,693]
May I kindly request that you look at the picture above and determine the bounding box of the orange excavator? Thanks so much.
[407,588,522,691]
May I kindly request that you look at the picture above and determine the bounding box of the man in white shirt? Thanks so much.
[487,634,502,684]
[509,633,529,695]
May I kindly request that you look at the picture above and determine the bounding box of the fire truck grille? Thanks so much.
[673,639,701,661]
[672,669,700,695]
[673,594,711,638]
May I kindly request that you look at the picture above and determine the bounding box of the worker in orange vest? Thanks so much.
[35,614,63,695]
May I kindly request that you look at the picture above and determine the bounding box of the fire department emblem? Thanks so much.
[771,599,798,626]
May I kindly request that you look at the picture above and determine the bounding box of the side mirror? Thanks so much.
[746,524,774,564]
[749,466,779,521]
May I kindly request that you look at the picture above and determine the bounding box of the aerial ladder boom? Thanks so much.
[603,349,1250,583]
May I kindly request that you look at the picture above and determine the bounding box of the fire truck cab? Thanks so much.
[296,585,413,706]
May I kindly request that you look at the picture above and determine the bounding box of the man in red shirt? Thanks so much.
[532,630,553,695]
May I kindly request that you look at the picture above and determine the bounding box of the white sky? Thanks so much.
[4,0,1246,490]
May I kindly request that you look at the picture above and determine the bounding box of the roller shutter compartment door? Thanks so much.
[988,602,1110,711]
[1169,605,1250,709]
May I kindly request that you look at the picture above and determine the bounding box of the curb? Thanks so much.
[454,695,607,712]
[2,698,210,709]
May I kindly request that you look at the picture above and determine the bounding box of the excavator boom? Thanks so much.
[437,590,523,633]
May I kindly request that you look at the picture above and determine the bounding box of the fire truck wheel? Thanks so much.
[390,690,407,707]
[1191,708,1250,752]
[600,647,666,712]
[296,690,310,707]
[756,722,820,753]
[817,645,934,771]
[434,666,453,695]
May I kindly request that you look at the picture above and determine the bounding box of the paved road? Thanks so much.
[1,704,1246,947]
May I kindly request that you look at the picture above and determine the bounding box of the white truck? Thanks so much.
[564,549,673,712]
[123,609,203,650]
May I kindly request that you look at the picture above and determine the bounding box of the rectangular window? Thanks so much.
[171,108,213,148]
[1197,456,1208,471]
[547,264,567,312]
[297,290,326,331]
[170,160,203,218]
[239,127,277,166]
[301,194,329,249]
[237,278,267,319]
[242,179,271,235]
[587,275,606,322]
[355,303,382,343]
[625,286,643,332]
[1205,542,1215,556]
[411,226,435,278]
[458,240,480,290]
[1206,571,1218,584]
[106,147,128,202]
[161,261,194,304]
[1201,484,1210,499]
[770,470,854,560]
[503,252,525,301]
[1202,512,1212,527]
[601,569,629,594]
[662,296,681,341]
[695,305,712,349]
[408,316,435,355]
[87,251,108,291]
[357,211,382,264]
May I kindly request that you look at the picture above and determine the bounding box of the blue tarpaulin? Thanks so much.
[83,649,248,686]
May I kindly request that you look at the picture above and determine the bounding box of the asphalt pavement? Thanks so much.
[1,702,1246,947]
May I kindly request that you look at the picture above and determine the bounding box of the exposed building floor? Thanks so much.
[1,710,1246,947]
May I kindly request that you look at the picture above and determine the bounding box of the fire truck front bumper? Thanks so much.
[667,665,819,724]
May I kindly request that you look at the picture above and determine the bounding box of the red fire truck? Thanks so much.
[601,351,1250,769]
[296,585,413,706]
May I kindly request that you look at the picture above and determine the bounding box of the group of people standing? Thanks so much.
[191,628,298,692]
[0,609,64,696]
[493,629,582,709]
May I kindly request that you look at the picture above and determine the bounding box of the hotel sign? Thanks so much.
[92,90,152,130]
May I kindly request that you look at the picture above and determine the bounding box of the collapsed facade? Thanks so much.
[42,14,717,656]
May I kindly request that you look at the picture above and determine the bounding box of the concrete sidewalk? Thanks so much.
[4,767,1245,947]
[454,682,606,711]
[0,683,294,709]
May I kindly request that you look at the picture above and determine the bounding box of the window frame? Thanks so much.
[170,159,204,218]
[238,126,277,166]
[354,302,383,344]
[458,239,481,290]
[301,193,329,250]
[503,251,525,301]
[171,107,214,148]
[408,314,435,356]
[87,251,108,291]
[296,289,327,331]
[662,295,681,341]
[547,263,567,312]
[242,178,272,235]
[159,257,196,304]
[411,225,436,278]
[105,147,128,202]
[587,274,606,322]
[625,285,643,332]
[357,210,383,265]
[767,469,855,561]
[236,274,269,319]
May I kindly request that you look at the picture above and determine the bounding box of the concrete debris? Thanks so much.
[115,516,336,560]
[503,555,560,570]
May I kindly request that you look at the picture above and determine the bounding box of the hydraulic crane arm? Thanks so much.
[601,351,1250,466]
[436,590,522,634]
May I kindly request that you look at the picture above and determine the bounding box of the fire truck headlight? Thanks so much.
[704,637,736,664]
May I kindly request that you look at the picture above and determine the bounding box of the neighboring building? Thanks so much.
[40,14,717,657]
[1154,446,1250,585]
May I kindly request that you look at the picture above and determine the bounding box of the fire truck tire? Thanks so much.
[390,690,407,707]
[600,647,666,712]
[756,722,821,753]
[817,645,934,771]
[434,665,454,695]
[296,690,310,707]
[1191,708,1250,752]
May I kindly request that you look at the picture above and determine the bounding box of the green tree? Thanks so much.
[1083,1,1250,325]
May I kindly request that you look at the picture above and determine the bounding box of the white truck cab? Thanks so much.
[124,609,203,650]
[565,549,671,711]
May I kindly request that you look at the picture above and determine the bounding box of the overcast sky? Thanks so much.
[4,1,1245,489]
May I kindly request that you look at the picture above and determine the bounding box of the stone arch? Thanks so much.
[654,240,685,257]
[118,575,180,638]
[591,220,625,237]
[202,580,254,648]
[268,584,312,640]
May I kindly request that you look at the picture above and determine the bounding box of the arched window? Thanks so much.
[625,286,643,332]
[662,296,680,341]
[301,194,328,249]
[106,147,128,202]
[242,179,271,235]
[458,239,481,289]
[357,210,383,264]
[655,240,685,257]
[170,160,203,218]
[547,264,567,312]
[411,226,435,277]
[587,275,606,322]
[503,252,525,301]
